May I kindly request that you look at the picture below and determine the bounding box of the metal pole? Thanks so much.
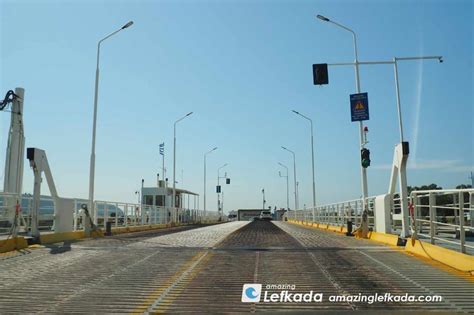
[296,181,299,211]
[286,173,289,210]
[310,120,316,219]
[172,112,193,223]
[293,152,297,210]
[89,43,100,225]
[217,163,227,219]
[204,154,206,217]
[172,122,177,222]
[291,111,317,218]
[352,30,369,233]
[317,15,368,231]
[88,21,133,227]
[282,146,297,210]
[203,147,217,218]
[162,145,165,183]
[278,162,289,210]
[393,58,404,142]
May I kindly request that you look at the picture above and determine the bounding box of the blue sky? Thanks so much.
[1,0,472,212]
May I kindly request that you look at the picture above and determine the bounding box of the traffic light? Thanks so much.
[312,64,328,85]
[226,178,230,184]
[216,185,221,193]
[361,148,371,168]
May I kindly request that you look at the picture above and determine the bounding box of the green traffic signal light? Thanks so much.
[361,148,371,168]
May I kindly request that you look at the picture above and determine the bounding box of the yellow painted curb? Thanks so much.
[40,231,86,244]
[288,219,346,235]
[405,239,474,274]
[357,231,400,247]
[111,224,169,235]
[33,221,218,246]
[0,237,28,253]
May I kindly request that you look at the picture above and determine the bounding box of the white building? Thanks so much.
[141,179,199,210]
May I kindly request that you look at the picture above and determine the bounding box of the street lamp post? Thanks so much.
[88,21,134,228]
[282,146,298,210]
[292,110,317,221]
[316,14,369,234]
[278,162,289,211]
[262,189,265,211]
[173,112,193,223]
[204,147,218,218]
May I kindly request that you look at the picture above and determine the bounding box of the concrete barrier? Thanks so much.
[0,237,28,253]
[405,238,474,275]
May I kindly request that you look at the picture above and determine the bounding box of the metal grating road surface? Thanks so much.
[0,220,473,313]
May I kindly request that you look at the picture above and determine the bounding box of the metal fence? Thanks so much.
[0,192,221,236]
[411,189,473,254]
[286,188,474,254]
[287,196,376,229]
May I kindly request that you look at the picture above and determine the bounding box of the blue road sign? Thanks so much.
[350,92,369,122]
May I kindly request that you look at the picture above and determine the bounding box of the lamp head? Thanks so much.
[316,15,330,22]
[292,110,300,115]
[122,21,134,29]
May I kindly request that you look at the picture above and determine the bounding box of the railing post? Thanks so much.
[73,200,78,231]
[459,191,465,254]
[429,192,435,244]
[413,195,418,235]
[125,204,128,227]
[115,202,118,227]
[104,203,108,229]
[470,192,474,228]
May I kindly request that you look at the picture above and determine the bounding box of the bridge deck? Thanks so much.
[0,221,473,313]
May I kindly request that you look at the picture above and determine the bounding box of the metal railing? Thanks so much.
[0,192,221,236]
[287,196,376,229]
[411,189,474,254]
[285,189,474,255]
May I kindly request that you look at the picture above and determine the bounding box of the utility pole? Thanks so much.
[316,14,442,238]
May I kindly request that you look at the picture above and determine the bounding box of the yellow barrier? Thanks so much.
[111,224,169,235]
[288,219,347,235]
[405,239,474,275]
[40,231,87,244]
[0,237,28,253]
[357,231,400,247]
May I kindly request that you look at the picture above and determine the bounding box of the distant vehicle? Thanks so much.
[259,210,272,221]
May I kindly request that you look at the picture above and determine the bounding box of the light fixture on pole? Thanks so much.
[281,146,298,210]
[173,112,193,223]
[88,21,134,229]
[203,147,218,218]
[292,110,317,221]
[316,14,368,233]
